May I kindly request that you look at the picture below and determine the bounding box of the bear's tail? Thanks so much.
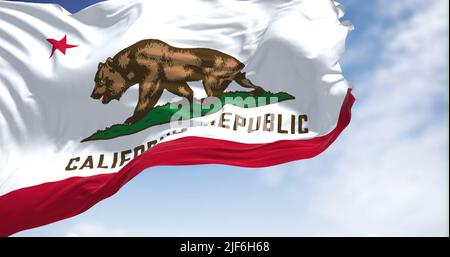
[234,72,264,94]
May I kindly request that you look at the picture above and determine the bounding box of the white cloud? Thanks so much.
[65,223,128,237]
[258,167,287,187]
[294,0,449,236]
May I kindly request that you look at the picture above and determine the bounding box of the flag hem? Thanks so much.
[0,89,355,236]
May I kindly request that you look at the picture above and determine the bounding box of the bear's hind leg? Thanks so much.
[233,72,264,96]
[202,76,232,97]
[202,76,218,97]
[211,79,231,97]
[165,81,194,103]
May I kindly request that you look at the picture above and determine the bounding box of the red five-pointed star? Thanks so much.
[47,35,78,58]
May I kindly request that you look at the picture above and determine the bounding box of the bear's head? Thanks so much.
[91,57,127,104]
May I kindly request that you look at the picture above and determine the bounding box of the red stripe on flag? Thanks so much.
[0,89,355,236]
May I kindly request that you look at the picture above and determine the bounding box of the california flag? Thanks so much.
[0,0,354,236]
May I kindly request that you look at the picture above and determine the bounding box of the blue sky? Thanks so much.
[8,0,105,12]
[10,0,449,236]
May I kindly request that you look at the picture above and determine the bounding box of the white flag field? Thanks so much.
[0,0,354,236]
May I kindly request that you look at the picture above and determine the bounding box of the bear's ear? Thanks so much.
[106,57,113,66]
[98,62,103,69]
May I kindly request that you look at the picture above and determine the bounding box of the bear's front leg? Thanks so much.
[124,80,164,125]
[124,114,143,125]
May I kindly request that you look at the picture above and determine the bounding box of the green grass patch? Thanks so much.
[82,91,295,142]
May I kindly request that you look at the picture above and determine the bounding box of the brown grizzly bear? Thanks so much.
[90,39,262,124]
